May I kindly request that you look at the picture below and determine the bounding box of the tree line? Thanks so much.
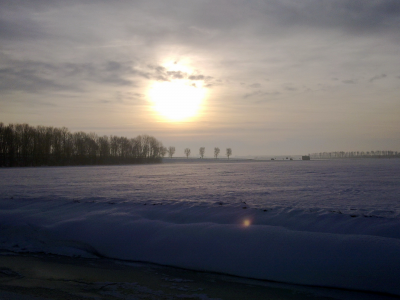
[0,123,165,167]
[310,150,400,159]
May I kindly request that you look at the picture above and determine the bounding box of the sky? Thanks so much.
[1,0,399,156]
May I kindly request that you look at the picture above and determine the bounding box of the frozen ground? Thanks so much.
[0,159,399,296]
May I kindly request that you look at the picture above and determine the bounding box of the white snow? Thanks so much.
[1,159,400,296]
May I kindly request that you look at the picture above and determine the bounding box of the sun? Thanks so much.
[148,80,206,122]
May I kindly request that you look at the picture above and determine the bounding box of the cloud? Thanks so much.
[243,90,264,99]
[248,83,261,89]
[105,61,122,72]
[2,1,400,47]
[188,75,214,82]
[146,64,215,85]
[189,75,205,80]
[369,74,387,82]
[342,79,356,84]
[166,71,186,79]
[256,0,400,37]
[0,54,218,95]
[0,61,73,93]
[0,3,51,42]
[0,18,48,41]
[284,86,297,91]
[0,58,138,94]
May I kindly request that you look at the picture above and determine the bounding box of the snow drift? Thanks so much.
[1,198,399,296]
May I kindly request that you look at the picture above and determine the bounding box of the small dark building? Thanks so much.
[302,155,311,160]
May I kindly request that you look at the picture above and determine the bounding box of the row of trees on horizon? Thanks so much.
[0,123,166,167]
[165,146,232,159]
[310,151,400,159]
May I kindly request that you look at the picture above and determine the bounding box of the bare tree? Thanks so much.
[184,148,191,158]
[0,122,165,166]
[167,146,176,158]
[160,146,167,157]
[199,147,205,159]
[226,148,232,159]
[214,147,220,159]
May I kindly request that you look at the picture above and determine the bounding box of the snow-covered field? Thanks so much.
[1,159,400,296]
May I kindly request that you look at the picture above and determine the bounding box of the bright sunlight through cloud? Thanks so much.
[148,62,206,122]
[149,81,205,121]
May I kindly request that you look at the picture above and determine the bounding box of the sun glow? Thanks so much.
[149,80,206,122]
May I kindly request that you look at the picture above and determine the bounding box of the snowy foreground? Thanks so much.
[1,159,400,296]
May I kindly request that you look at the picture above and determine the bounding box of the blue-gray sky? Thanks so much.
[1,0,399,156]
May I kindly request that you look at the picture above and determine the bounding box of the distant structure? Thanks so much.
[302,155,311,160]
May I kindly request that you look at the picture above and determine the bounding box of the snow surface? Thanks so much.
[1,159,400,296]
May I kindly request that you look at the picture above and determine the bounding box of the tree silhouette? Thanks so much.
[167,146,176,158]
[160,146,167,157]
[226,148,232,159]
[199,147,205,158]
[309,150,400,159]
[0,123,165,167]
[214,147,220,159]
[184,148,191,158]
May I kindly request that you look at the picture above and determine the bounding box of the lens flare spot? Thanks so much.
[243,219,251,227]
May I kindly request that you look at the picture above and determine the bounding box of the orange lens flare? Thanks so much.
[243,219,251,227]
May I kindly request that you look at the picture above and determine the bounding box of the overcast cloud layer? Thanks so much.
[1,0,399,155]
